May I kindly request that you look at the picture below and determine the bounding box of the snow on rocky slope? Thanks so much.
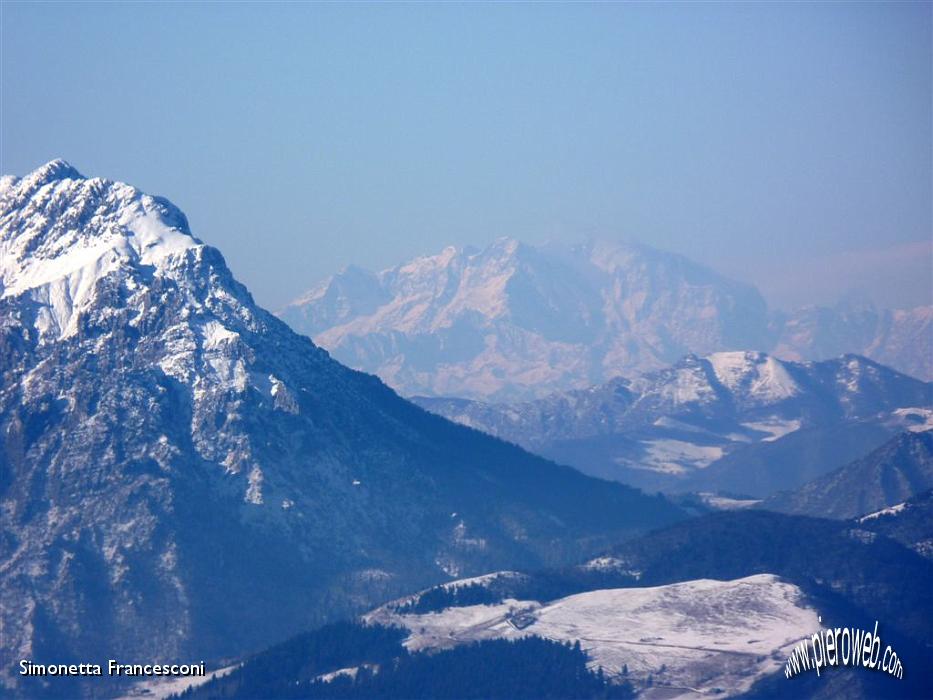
[0,160,199,340]
[365,573,819,698]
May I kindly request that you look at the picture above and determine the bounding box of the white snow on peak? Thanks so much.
[398,244,460,276]
[311,239,526,342]
[0,161,201,339]
[708,351,800,402]
[37,158,83,179]
[585,238,642,273]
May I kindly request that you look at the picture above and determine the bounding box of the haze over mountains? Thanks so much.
[280,239,932,401]
[762,431,933,520]
[2,161,929,700]
[0,162,683,690]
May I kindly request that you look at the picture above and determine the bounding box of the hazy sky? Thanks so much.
[2,2,930,311]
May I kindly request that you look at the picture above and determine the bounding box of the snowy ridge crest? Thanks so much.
[1,160,201,339]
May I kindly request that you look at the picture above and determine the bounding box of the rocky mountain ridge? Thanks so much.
[413,352,932,493]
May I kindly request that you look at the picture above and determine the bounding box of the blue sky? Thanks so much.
[2,2,930,310]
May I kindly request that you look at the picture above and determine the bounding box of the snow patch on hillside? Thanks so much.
[892,408,933,432]
[741,418,801,442]
[639,440,724,473]
[858,502,908,522]
[698,493,763,510]
[117,663,240,700]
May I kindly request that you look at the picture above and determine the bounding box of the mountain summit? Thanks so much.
[0,162,682,686]
[280,238,772,400]
[1,160,199,339]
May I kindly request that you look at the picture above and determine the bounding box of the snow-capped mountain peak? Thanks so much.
[0,160,201,339]
[414,351,931,493]
[18,157,85,187]
[708,350,800,402]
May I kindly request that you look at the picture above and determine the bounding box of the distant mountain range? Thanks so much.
[280,239,932,400]
[0,162,683,692]
[772,303,932,383]
[761,431,933,519]
[414,352,932,494]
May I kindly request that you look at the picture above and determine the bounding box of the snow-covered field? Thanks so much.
[741,418,801,442]
[366,573,819,698]
[639,439,725,473]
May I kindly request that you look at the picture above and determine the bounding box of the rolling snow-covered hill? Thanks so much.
[365,573,819,698]
[280,239,932,401]
[0,161,683,690]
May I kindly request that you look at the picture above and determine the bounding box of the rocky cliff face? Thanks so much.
[0,162,683,686]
